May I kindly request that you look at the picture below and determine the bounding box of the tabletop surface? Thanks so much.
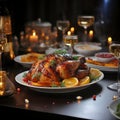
[0,60,119,120]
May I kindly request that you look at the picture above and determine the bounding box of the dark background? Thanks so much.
[0,0,120,41]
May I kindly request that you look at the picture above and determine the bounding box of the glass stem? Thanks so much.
[68,45,73,55]
[84,28,87,35]
[83,28,88,42]
[117,58,120,96]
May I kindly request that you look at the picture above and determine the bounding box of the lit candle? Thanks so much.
[70,27,75,34]
[107,36,112,45]
[67,31,71,36]
[89,30,94,39]
[29,30,38,42]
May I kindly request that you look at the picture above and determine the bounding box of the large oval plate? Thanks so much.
[15,69,104,93]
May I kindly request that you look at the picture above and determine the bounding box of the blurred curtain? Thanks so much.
[8,0,99,34]
[1,0,120,40]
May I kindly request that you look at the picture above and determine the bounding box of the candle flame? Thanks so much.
[89,30,93,35]
[70,27,74,34]
[33,30,36,36]
[107,36,112,44]
[67,31,71,35]
[89,30,94,39]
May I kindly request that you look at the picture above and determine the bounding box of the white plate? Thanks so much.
[86,57,118,72]
[109,99,120,119]
[15,70,104,93]
[14,55,33,68]
[14,53,45,68]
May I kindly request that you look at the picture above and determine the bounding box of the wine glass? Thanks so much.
[77,15,95,42]
[56,20,71,53]
[56,20,70,35]
[0,31,7,70]
[108,42,120,96]
[63,35,78,55]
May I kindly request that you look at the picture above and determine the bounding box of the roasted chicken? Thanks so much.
[23,54,90,87]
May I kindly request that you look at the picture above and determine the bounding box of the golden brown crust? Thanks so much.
[23,54,90,87]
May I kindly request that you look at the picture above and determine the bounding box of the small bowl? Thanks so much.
[95,52,115,62]
[74,43,102,56]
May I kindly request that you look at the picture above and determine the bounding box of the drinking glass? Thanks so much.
[108,42,120,95]
[77,15,95,42]
[63,35,78,55]
[56,20,71,53]
[0,31,7,70]
[56,20,70,37]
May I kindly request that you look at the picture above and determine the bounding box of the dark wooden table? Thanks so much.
[0,62,119,120]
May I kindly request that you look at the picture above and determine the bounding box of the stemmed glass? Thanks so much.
[63,35,78,55]
[77,15,95,42]
[108,42,120,96]
[0,31,7,70]
[56,20,70,36]
[56,20,72,54]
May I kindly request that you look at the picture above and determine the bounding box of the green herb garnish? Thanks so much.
[72,56,79,60]
[23,73,27,77]
[38,55,45,60]
[115,103,120,117]
[32,72,41,79]
[61,82,65,87]
[54,49,67,55]
[50,60,56,66]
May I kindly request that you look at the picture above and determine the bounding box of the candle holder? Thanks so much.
[0,71,15,97]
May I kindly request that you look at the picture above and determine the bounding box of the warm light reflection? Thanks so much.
[41,32,45,37]
[0,75,5,96]
[45,36,49,40]
[27,47,32,52]
[10,51,15,59]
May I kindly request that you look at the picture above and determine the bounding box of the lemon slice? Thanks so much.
[90,68,102,80]
[62,77,79,87]
[79,76,90,86]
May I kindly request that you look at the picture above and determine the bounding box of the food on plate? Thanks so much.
[22,54,102,87]
[21,53,45,62]
[79,76,90,86]
[95,52,115,62]
[95,52,114,58]
[62,77,79,87]
[76,44,98,50]
[115,102,120,117]
[89,68,102,80]
[86,57,118,68]
[74,44,102,56]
